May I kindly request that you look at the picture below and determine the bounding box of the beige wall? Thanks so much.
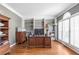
[0,4,22,45]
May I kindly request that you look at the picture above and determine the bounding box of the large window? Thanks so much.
[58,12,71,43]
[74,15,79,48]
[63,12,71,19]
[58,21,63,40]
[62,19,69,43]
[70,15,79,48]
[70,17,75,46]
[58,12,79,49]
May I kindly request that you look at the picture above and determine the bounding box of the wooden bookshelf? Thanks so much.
[0,27,8,30]
[0,15,10,55]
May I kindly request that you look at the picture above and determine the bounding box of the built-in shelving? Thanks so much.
[0,27,8,29]
[25,19,33,32]
[0,15,10,55]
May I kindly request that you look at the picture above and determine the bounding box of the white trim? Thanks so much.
[56,4,78,18]
[71,12,79,17]
[64,12,79,19]
[10,43,16,47]
[0,3,23,19]
[58,12,79,22]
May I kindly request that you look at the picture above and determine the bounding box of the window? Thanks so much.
[63,12,71,19]
[58,21,63,40]
[70,17,75,45]
[70,15,79,48]
[58,12,71,42]
[58,11,79,49]
[62,12,71,43]
[74,15,79,48]
[62,19,69,43]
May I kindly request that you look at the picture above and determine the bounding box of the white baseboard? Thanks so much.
[10,43,16,47]
[57,40,79,54]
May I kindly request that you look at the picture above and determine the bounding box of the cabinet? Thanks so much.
[29,37,44,47]
[28,36,51,48]
[36,37,44,47]
[16,32,26,44]
[44,37,51,47]
[0,15,10,55]
[29,37,36,47]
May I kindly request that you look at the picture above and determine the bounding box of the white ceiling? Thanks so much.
[3,3,76,19]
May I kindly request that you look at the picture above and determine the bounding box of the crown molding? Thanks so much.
[56,3,78,19]
[1,3,23,19]
[1,3,77,20]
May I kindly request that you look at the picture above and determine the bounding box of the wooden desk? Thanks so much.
[28,36,51,48]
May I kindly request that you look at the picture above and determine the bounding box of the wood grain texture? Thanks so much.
[28,36,51,48]
[0,15,10,55]
[16,32,26,44]
[9,40,77,55]
[0,41,10,55]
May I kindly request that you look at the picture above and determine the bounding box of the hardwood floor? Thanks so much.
[9,40,78,55]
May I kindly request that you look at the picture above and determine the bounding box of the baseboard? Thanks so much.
[10,43,16,47]
[56,40,79,54]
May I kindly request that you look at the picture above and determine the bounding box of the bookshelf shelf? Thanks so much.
[0,15,10,55]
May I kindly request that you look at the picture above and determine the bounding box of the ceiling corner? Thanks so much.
[0,3,23,19]
[56,3,78,18]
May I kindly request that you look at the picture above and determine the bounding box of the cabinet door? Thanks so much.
[44,37,51,47]
[16,32,26,44]
[35,37,43,47]
[29,37,35,46]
